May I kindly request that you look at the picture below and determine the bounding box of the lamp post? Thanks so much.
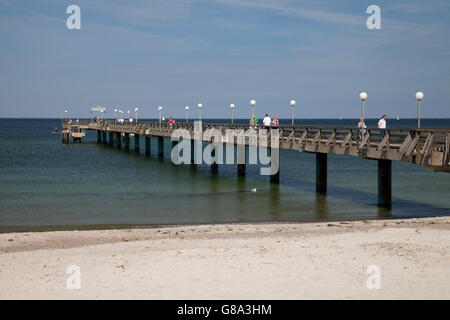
[290,100,296,126]
[359,92,368,141]
[134,108,139,123]
[250,99,256,118]
[185,106,189,123]
[198,103,203,122]
[359,92,368,122]
[62,109,68,128]
[415,91,424,128]
[119,110,124,123]
[127,110,130,121]
[114,109,118,122]
[230,104,235,124]
[158,106,163,127]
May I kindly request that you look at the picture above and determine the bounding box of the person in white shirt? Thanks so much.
[378,114,387,140]
[263,113,271,132]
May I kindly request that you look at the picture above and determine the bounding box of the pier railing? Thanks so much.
[66,120,450,171]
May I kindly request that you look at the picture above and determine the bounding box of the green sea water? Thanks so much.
[0,118,449,232]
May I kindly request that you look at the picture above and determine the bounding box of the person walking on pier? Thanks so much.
[250,116,258,129]
[263,113,271,133]
[272,116,279,129]
[169,117,174,127]
[357,117,366,141]
[378,114,387,140]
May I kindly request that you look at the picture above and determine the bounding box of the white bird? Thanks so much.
[251,188,257,193]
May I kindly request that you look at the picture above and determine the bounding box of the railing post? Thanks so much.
[316,153,327,194]
[378,159,392,207]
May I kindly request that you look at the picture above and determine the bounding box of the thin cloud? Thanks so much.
[213,0,364,25]
[212,0,436,34]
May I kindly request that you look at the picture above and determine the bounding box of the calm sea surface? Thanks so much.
[0,118,449,232]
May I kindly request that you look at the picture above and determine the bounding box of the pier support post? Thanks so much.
[269,146,280,184]
[102,131,107,144]
[270,169,280,183]
[62,131,70,144]
[211,137,218,173]
[158,136,164,158]
[134,134,140,153]
[171,139,179,163]
[378,159,392,207]
[237,145,246,176]
[116,132,122,148]
[211,150,218,173]
[145,137,151,155]
[108,132,114,146]
[191,140,195,164]
[124,133,130,150]
[316,153,327,194]
[238,164,246,176]
[97,130,101,143]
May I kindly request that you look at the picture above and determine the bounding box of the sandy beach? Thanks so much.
[1,217,449,300]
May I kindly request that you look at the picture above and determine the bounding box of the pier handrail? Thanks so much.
[63,119,450,172]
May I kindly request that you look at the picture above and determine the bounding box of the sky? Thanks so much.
[0,0,449,119]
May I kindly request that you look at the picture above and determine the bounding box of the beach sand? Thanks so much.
[0,217,449,299]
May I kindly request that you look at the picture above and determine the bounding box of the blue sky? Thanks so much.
[1,0,449,119]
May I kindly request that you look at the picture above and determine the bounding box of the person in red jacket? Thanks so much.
[168,117,174,127]
[272,117,279,129]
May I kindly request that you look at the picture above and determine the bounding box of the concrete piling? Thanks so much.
[378,159,392,207]
[124,133,130,150]
[145,136,151,155]
[316,153,327,194]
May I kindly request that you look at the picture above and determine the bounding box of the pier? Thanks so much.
[63,120,450,207]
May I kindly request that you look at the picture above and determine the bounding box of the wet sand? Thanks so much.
[0,217,449,299]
